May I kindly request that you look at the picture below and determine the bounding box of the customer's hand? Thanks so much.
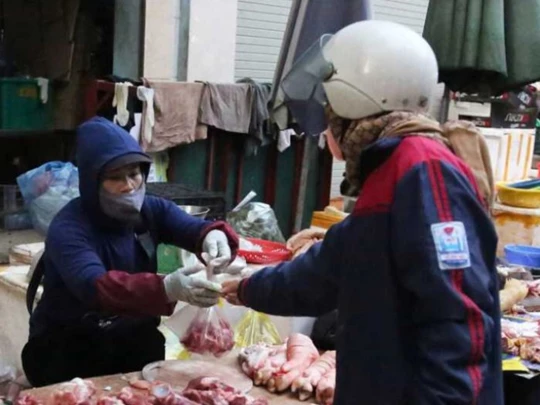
[221,279,243,306]
[163,264,222,307]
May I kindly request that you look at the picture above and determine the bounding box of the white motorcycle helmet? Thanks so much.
[281,20,439,120]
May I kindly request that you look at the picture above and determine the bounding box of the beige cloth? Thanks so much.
[142,80,208,152]
[199,83,253,134]
[441,121,495,207]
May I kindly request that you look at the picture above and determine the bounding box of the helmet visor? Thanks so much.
[280,34,334,105]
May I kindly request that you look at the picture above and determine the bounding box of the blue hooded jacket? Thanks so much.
[29,117,236,338]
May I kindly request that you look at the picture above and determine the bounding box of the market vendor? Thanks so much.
[22,117,238,387]
[223,21,503,405]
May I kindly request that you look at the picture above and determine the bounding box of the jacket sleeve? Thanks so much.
[150,197,238,257]
[46,220,174,316]
[390,159,497,404]
[237,226,340,317]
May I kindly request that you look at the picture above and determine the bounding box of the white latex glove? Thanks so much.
[202,230,232,270]
[212,256,247,276]
[163,264,222,307]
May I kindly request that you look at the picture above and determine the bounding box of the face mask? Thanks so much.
[99,183,146,223]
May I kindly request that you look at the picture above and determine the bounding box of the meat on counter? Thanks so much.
[16,377,267,405]
[239,334,336,404]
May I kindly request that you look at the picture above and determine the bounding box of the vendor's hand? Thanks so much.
[202,230,232,272]
[163,264,222,307]
[222,279,243,306]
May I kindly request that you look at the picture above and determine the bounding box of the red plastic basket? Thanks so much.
[238,238,292,264]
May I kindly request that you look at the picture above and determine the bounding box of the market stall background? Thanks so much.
[4,1,540,405]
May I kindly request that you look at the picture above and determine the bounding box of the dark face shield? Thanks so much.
[280,34,334,105]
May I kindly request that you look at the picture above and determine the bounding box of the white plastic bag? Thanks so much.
[0,354,16,398]
[17,161,79,235]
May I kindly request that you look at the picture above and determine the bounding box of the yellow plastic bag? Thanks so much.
[234,309,282,348]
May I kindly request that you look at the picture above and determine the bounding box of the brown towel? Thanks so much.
[142,80,207,152]
[198,83,253,134]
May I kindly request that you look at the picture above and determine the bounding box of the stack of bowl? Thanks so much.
[496,179,540,266]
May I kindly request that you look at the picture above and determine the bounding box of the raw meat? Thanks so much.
[528,280,540,297]
[48,378,96,405]
[182,377,268,405]
[519,338,540,363]
[270,334,319,392]
[181,309,235,357]
[500,279,529,312]
[118,387,154,405]
[255,346,287,387]
[239,336,340,403]
[16,394,43,405]
[128,379,152,391]
[238,343,287,386]
[291,351,336,401]
[96,396,125,405]
[151,384,197,405]
[315,368,336,405]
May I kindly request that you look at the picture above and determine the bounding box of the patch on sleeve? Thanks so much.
[430,221,471,270]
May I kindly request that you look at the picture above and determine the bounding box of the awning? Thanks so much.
[423,0,540,95]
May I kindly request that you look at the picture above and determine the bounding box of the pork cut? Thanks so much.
[270,334,319,392]
[16,394,43,405]
[182,377,267,405]
[47,378,96,405]
[315,368,335,405]
[181,311,235,357]
[96,396,125,405]
[238,343,287,386]
[292,351,336,401]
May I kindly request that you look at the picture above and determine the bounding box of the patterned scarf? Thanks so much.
[325,106,446,196]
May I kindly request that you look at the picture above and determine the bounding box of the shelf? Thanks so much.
[454,95,507,104]
[0,129,75,140]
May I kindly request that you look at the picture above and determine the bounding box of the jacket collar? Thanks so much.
[356,137,403,189]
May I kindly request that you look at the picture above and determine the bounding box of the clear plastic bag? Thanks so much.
[181,302,235,357]
[17,161,79,235]
[227,202,285,243]
[0,353,16,398]
[234,309,282,348]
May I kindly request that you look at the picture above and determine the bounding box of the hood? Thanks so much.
[76,117,150,227]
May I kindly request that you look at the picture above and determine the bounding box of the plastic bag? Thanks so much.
[0,354,16,398]
[17,161,79,235]
[227,202,285,243]
[181,301,235,357]
[234,309,282,348]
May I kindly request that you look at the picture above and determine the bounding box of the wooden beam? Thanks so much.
[205,132,216,190]
[290,137,305,234]
[235,140,245,205]
[264,143,278,206]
